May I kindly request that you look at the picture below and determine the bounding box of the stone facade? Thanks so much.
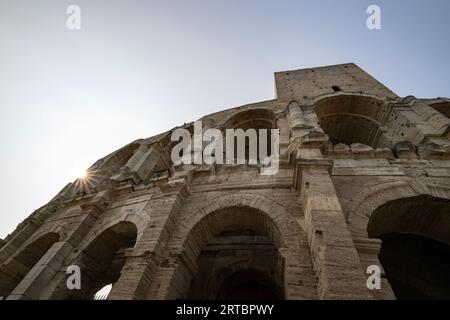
[1,63,450,300]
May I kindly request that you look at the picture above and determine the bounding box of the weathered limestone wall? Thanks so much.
[1,63,449,300]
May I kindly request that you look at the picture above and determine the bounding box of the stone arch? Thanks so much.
[347,181,450,238]
[77,211,149,253]
[199,258,284,300]
[314,93,391,148]
[347,181,450,299]
[57,221,139,299]
[367,195,450,244]
[17,225,64,250]
[216,269,282,300]
[0,232,59,297]
[172,193,306,250]
[222,108,277,130]
[163,193,317,300]
[367,195,450,299]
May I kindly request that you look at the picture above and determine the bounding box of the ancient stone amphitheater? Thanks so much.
[1,63,450,300]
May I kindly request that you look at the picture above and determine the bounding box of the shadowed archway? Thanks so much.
[160,194,317,300]
[0,232,59,298]
[64,221,138,299]
[368,195,450,299]
[314,94,390,148]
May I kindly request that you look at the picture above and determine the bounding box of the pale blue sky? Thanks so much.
[0,0,449,238]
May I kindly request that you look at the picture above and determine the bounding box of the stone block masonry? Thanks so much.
[1,63,450,300]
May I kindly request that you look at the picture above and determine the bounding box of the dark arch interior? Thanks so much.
[187,228,283,300]
[315,95,388,148]
[224,109,277,130]
[216,269,281,300]
[368,195,450,300]
[185,207,285,300]
[0,232,59,297]
[67,221,137,299]
[379,233,450,300]
[320,113,382,147]
[368,195,450,243]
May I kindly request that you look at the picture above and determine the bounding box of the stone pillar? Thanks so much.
[106,249,156,300]
[33,191,113,300]
[148,251,197,300]
[279,248,318,300]
[288,98,372,299]
[0,218,44,297]
[6,241,73,300]
[107,183,189,300]
[298,161,372,299]
[287,101,314,141]
[1,190,111,300]
[353,237,396,300]
[287,101,326,150]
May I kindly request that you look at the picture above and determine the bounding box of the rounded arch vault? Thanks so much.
[347,181,450,300]
[162,193,317,300]
[314,94,391,148]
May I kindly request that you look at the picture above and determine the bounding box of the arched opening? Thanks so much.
[315,95,390,148]
[216,269,281,300]
[223,108,277,163]
[368,195,450,299]
[179,207,285,300]
[429,101,450,118]
[67,221,137,299]
[0,232,59,297]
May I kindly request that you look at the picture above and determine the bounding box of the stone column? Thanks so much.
[287,98,372,299]
[107,183,189,300]
[279,248,318,300]
[297,159,372,299]
[353,237,396,300]
[287,101,326,150]
[106,249,156,300]
[6,241,73,300]
[287,101,314,141]
[147,251,197,300]
[30,190,113,300]
[0,218,44,297]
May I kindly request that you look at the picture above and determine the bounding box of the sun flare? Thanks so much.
[78,170,88,179]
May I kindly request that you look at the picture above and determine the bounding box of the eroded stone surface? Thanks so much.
[1,63,450,300]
